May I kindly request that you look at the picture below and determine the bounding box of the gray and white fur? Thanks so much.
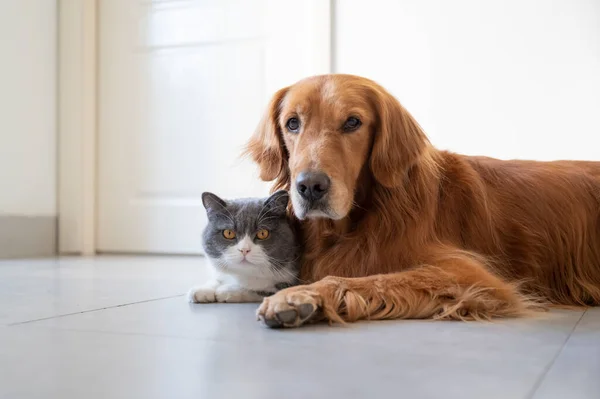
[187,190,301,303]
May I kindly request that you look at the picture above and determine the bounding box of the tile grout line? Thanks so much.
[525,309,588,399]
[6,294,185,326]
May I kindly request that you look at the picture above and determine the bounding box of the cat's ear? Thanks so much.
[263,190,289,215]
[201,192,226,213]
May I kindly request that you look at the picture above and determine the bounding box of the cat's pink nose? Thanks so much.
[239,248,251,256]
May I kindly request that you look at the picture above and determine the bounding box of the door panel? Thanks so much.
[98,0,329,253]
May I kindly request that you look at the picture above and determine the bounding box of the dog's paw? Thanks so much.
[256,286,323,328]
[187,286,217,303]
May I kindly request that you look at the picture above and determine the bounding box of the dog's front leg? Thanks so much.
[256,249,543,328]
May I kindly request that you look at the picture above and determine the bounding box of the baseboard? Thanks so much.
[0,215,57,258]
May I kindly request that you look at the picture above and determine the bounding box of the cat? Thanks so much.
[187,190,301,303]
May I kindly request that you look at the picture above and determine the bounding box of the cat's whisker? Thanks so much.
[257,203,282,224]
[257,215,282,226]
[257,198,288,224]
[271,264,307,285]
[257,212,282,226]
[275,252,302,266]
[264,254,307,285]
[283,265,308,284]
[266,260,286,271]
[256,205,271,223]
[212,198,236,223]
[268,265,290,282]
[213,259,229,271]
[264,249,302,271]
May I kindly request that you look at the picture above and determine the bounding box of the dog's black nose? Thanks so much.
[296,171,331,201]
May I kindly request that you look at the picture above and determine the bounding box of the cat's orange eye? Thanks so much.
[256,229,270,240]
[222,229,236,239]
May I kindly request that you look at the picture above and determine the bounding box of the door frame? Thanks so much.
[58,0,98,255]
[57,0,333,255]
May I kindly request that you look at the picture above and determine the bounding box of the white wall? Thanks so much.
[334,0,600,161]
[0,0,57,216]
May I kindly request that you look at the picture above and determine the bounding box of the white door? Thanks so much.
[98,0,330,254]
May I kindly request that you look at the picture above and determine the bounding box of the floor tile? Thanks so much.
[0,316,581,399]
[10,299,585,399]
[1,256,597,399]
[27,293,583,348]
[532,308,600,399]
[0,256,208,324]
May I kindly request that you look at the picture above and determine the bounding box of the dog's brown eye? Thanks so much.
[343,117,361,132]
[286,117,300,133]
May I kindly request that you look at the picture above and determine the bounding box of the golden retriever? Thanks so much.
[245,74,600,328]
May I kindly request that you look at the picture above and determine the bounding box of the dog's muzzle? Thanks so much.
[293,170,333,219]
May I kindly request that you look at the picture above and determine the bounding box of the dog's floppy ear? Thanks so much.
[369,86,430,188]
[244,87,289,186]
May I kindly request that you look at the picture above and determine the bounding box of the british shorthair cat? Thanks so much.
[187,190,301,303]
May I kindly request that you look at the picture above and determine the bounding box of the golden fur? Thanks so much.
[245,74,600,327]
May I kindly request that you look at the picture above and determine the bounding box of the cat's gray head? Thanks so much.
[201,190,299,283]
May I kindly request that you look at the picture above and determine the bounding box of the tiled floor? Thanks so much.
[0,256,598,399]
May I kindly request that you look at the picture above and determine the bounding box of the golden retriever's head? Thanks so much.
[245,74,429,220]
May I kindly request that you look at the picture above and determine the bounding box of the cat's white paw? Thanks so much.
[215,285,263,303]
[187,286,217,303]
[188,280,221,303]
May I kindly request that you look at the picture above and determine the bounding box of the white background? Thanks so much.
[0,0,56,217]
[335,0,600,161]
